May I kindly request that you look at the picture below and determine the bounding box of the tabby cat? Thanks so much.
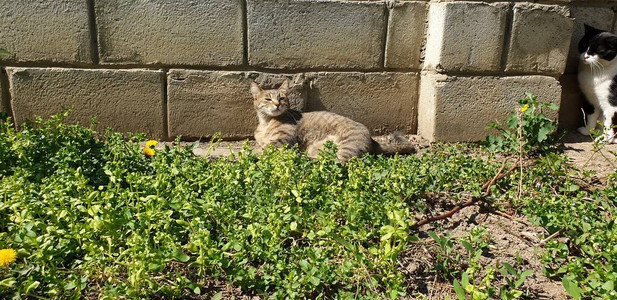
[250,80,415,162]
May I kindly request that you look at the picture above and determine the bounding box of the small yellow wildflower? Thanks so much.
[521,104,529,113]
[143,147,155,157]
[0,248,17,267]
[146,140,158,148]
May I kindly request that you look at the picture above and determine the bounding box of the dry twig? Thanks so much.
[411,159,517,230]
[538,229,564,246]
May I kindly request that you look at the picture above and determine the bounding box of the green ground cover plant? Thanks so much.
[0,99,616,299]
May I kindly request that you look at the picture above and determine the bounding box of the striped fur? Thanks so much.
[251,80,415,162]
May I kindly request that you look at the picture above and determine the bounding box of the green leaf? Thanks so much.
[64,282,76,290]
[537,124,553,142]
[461,240,474,253]
[602,280,614,291]
[515,270,534,288]
[503,263,515,275]
[453,279,466,300]
[562,277,582,300]
[25,281,40,293]
[332,234,355,251]
[461,272,469,287]
[545,103,559,110]
[174,251,190,262]
[309,276,321,286]
[290,221,298,231]
[193,286,201,294]
[0,48,10,56]
[211,292,223,300]
[191,140,200,150]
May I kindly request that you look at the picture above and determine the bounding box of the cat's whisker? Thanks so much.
[592,60,602,75]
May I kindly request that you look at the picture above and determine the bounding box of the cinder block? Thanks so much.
[7,68,166,138]
[0,1,92,64]
[247,0,386,69]
[0,69,7,114]
[424,2,507,73]
[167,70,306,140]
[385,1,427,69]
[418,74,562,142]
[306,72,418,135]
[559,74,587,130]
[505,4,573,76]
[565,6,615,74]
[96,0,243,66]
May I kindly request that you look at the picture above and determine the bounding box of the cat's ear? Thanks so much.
[584,24,604,37]
[250,81,262,96]
[278,79,290,94]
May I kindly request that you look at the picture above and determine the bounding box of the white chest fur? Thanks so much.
[578,58,617,111]
[579,69,609,109]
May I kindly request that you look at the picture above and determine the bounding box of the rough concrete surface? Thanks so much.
[385,1,427,69]
[506,3,573,76]
[247,0,386,69]
[424,2,507,73]
[418,74,562,142]
[565,6,615,74]
[0,0,92,64]
[306,72,418,135]
[167,70,306,140]
[7,68,166,138]
[96,0,244,66]
[0,69,7,114]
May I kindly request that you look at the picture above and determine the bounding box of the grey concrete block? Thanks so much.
[558,74,587,130]
[418,74,562,142]
[0,68,7,114]
[565,6,615,74]
[306,72,418,135]
[247,0,386,69]
[0,1,92,64]
[505,3,574,76]
[385,1,428,69]
[424,2,507,73]
[96,0,244,66]
[167,70,306,140]
[7,68,166,138]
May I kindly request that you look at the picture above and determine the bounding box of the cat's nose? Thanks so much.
[584,54,591,59]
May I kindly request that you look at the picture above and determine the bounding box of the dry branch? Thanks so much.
[411,159,518,230]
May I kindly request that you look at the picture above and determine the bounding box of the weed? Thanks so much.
[0,113,616,299]
[485,93,560,155]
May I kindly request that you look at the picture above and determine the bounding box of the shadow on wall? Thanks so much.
[306,87,326,112]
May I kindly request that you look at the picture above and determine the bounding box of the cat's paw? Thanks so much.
[578,126,591,136]
[593,134,616,144]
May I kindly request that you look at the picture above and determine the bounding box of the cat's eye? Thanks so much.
[264,98,272,101]
[279,97,286,101]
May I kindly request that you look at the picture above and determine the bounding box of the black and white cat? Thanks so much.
[578,24,617,143]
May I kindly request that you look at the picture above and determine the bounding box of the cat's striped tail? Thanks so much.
[371,132,416,156]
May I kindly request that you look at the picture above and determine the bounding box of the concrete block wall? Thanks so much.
[0,0,614,142]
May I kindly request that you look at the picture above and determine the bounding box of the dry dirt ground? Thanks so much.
[147,132,615,299]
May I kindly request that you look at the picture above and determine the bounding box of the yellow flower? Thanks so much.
[521,104,529,113]
[143,147,155,157]
[146,140,158,148]
[0,248,17,267]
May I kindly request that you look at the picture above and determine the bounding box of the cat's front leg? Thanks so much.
[602,111,617,143]
[578,108,602,136]
[593,111,616,143]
